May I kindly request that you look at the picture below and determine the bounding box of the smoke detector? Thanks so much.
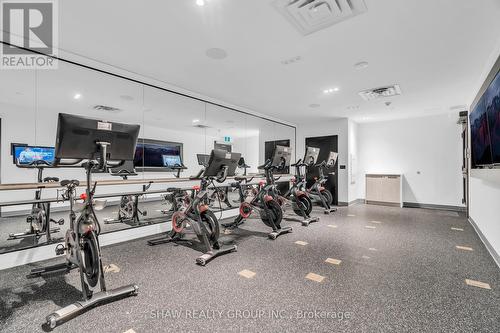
[93,105,122,113]
[358,85,402,101]
[272,0,368,36]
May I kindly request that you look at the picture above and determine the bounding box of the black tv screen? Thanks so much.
[470,96,493,167]
[134,139,182,171]
[486,70,500,164]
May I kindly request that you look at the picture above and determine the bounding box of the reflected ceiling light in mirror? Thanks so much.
[73,93,82,100]
[196,0,205,6]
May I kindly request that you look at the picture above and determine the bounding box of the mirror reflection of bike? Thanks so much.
[8,146,64,243]
[104,161,149,225]
[300,148,338,214]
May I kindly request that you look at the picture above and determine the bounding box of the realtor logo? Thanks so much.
[1,0,58,69]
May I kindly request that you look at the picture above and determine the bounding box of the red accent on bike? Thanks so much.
[319,187,325,191]
[83,224,94,234]
[198,204,209,213]
[239,202,252,218]
[80,193,87,200]
[291,177,296,183]
[192,185,200,191]
[264,195,274,202]
[171,212,185,233]
[259,180,266,186]
[296,191,307,198]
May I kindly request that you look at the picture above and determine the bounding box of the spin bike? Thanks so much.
[8,159,64,242]
[196,153,233,209]
[275,159,319,226]
[148,150,239,265]
[28,114,139,329]
[104,161,150,225]
[305,160,337,214]
[223,159,292,239]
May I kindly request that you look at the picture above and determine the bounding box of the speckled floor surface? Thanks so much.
[0,204,499,332]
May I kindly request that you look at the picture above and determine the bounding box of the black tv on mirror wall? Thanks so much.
[134,139,183,172]
[470,68,500,168]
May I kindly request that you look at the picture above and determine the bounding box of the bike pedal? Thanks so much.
[51,218,65,225]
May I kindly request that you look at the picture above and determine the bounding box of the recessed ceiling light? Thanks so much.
[74,93,82,100]
[192,119,200,123]
[309,103,320,108]
[196,0,205,6]
[323,87,339,94]
[354,61,369,70]
[206,48,227,60]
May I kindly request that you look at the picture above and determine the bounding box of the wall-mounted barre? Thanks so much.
[0,173,292,192]
[0,176,293,207]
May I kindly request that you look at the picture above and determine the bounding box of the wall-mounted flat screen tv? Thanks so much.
[134,139,183,171]
[470,68,500,168]
[12,144,55,165]
[470,96,493,167]
[486,70,500,164]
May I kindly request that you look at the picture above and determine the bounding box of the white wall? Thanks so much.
[348,120,360,203]
[357,114,464,207]
[467,49,500,264]
[297,118,349,203]
[469,170,500,260]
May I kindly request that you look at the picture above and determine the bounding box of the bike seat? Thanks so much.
[60,179,80,187]
[44,177,59,183]
[111,169,138,177]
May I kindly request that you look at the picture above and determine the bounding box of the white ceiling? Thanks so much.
[6,0,500,123]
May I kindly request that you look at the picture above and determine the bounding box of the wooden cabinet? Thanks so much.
[365,174,402,207]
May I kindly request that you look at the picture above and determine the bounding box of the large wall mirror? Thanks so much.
[0,52,296,254]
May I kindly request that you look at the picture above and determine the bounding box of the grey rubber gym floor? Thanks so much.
[1,204,499,332]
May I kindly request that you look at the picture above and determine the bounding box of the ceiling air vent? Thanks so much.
[93,105,122,113]
[272,0,367,36]
[193,124,210,129]
[358,85,402,101]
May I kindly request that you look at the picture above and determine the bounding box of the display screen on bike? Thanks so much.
[162,154,182,167]
[13,145,55,165]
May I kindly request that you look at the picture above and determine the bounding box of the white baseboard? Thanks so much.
[468,216,500,269]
